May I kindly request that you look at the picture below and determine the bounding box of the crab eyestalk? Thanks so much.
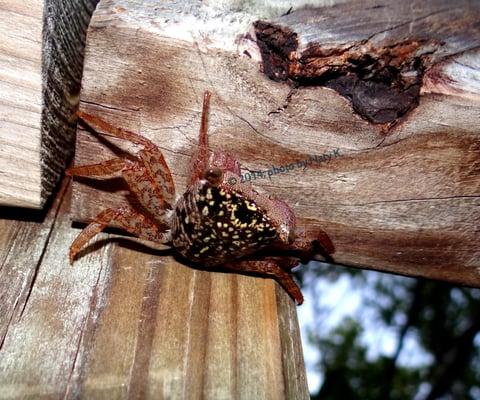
[204,167,223,186]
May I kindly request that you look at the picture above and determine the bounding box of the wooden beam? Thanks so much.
[71,0,480,286]
[0,0,97,208]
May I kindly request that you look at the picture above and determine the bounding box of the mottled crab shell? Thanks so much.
[171,179,279,266]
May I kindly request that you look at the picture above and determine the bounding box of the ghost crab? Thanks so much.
[67,91,334,304]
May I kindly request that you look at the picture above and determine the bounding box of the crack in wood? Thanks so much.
[126,262,164,398]
[325,195,480,208]
[64,316,88,397]
[17,181,70,322]
[0,181,68,351]
[81,99,141,113]
[64,248,110,398]
[181,270,200,397]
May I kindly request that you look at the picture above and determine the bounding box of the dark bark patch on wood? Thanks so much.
[309,43,424,124]
[253,21,297,82]
[254,21,425,125]
[253,0,480,126]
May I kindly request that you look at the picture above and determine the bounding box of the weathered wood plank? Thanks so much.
[68,249,306,398]
[71,0,479,288]
[0,182,67,348]
[0,0,43,208]
[0,182,307,398]
[0,182,113,398]
[0,0,98,208]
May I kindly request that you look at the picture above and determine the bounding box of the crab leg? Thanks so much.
[67,157,172,216]
[122,159,173,213]
[75,111,175,203]
[189,91,211,184]
[66,158,126,177]
[187,91,242,183]
[69,206,171,264]
[77,111,153,147]
[223,257,304,305]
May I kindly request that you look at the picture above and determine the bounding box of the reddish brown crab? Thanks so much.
[67,91,334,304]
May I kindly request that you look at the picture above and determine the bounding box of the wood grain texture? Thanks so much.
[0,180,307,398]
[0,0,43,207]
[0,0,97,208]
[0,182,67,349]
[71,0,480,287]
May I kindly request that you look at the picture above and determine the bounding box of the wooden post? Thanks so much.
[0,181,308,398]
[0,0,97,208]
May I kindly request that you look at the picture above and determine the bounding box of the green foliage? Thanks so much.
[310,318,422,400]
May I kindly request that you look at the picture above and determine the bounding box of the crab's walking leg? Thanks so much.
[70,206,171,264]
[315,229,335,255]
[75,111,175,203]
[66,158,126,177]
[67,156,172,215]
[224,257,304,305]
[137,149,175,204]
[189,91,211,184]
[122,159,173,213]
[77,111,153,147]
